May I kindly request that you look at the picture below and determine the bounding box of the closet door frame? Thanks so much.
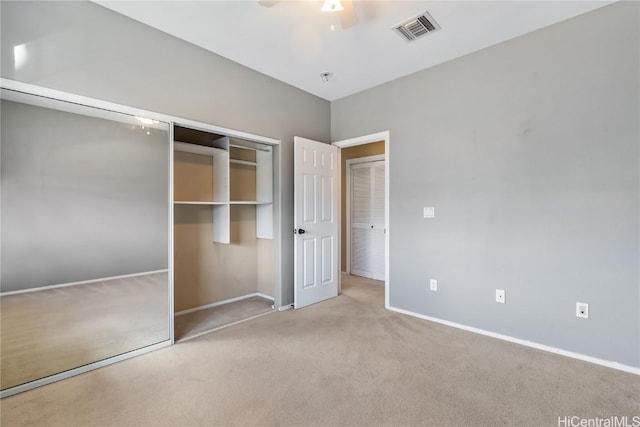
[170,123,281,312]
[346,154,386,277]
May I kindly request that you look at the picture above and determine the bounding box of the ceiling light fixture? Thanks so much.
[321,0,343,13]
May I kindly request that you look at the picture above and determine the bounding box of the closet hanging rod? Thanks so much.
[230,159,257,167]
[229,143,271,152]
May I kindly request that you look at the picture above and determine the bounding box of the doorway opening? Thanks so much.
[172,124,280,342]
[333,132,390,308]
[344,148,385,280]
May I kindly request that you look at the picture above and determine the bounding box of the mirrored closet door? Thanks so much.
[0,88,171,392]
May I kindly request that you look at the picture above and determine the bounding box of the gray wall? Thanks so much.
[1,100,169,292]
[332,1,640,368]
[0,1,331,305]
[3,0,637,367]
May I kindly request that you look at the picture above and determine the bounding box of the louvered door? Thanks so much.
[350,161,385,280]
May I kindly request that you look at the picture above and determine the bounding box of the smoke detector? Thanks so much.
[394,11,440,42]
[320,72,333,83]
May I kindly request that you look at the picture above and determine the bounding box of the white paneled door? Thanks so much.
[350,161,385,280]
[293,137,339,309]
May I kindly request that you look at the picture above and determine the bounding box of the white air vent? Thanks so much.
[394,11,440,42]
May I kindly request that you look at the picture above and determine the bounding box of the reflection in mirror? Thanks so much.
[0,89,170,391]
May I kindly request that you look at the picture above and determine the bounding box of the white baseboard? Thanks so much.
[0,270,169,297]
[255,292,275,302]
[176,310,275,343]
[386,305,640,376]
[174,292,274,317]
[278,304,294,311]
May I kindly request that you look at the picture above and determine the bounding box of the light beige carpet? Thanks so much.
[1,272,169,390]
[1,274,638,426]
[175,296,273,341]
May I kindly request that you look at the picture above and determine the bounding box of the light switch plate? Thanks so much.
[430,279,437,291]
[423,207,435,218]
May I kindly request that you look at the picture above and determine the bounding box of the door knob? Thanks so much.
[297,228,306,234]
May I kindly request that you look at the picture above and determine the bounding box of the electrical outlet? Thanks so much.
[430,279,437,291]
[576,302,589,319]
[495,289,505,304]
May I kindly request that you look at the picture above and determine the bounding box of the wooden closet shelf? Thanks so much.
[229,201,272,205]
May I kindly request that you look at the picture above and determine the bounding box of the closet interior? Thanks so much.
[173,125,275,341]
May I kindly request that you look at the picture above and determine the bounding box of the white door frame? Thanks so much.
[333,131,390,309]
[345,155,385,277]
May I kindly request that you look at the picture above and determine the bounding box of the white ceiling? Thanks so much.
[94,1,613,101]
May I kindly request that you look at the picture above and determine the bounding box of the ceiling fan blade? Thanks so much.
[339,0,358,29]
[258,0,280,7]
